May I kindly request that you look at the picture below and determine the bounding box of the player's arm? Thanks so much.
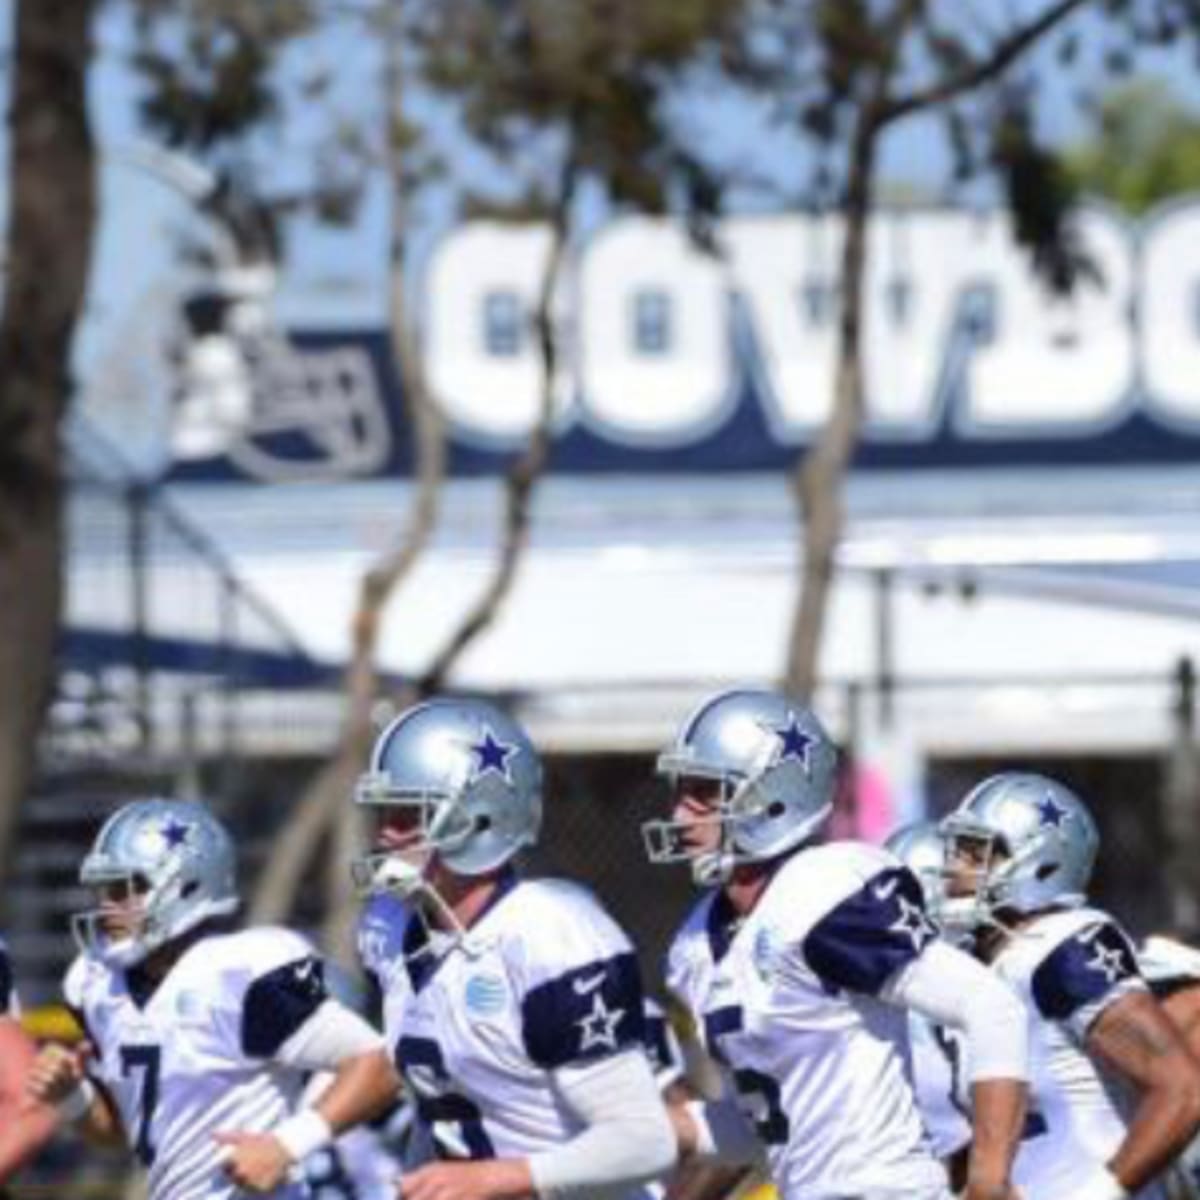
[1087,989,1200,1196]
[1159,981,1200,1051]
[801,862,1028,1200]
[883,941,1029,1200]
[217,956,399,1193]
[0,951,62,1177]
[661,1081,757,1200]
[637,999,757,1200]
[23,1037,125,1147]
[0,1017,60,1180]
[402,951,677,1200]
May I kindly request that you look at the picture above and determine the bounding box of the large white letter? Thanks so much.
[723,214,837,436]
[960,208,1134,434]
[724,213,976,441]
[1141,201,1200,428]
[577,217,730,443]
[425,223,571,444]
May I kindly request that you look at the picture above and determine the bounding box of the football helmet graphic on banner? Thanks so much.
[940,772,1099,933]
[73,798,239,968]
[352,698,543,903]
[644,688,839,885]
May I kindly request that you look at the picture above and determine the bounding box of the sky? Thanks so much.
[2,1,1200,393]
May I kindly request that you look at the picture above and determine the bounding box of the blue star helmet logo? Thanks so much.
[1037,794,1069,829]
[160,817,192,849]
[773,716,813,766]
[470,728,517,782]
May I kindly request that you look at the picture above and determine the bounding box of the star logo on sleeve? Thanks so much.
[160,818,192,849]
[889,895,937,950]
[1086,941,1128,984]
[773,716,813,766]
[1036,794,1069,829]
[470,728,517,782]
[577,991,625,1053]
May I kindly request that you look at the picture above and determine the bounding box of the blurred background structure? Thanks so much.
[2,0,1200,1194]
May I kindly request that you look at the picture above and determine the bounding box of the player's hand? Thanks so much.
[214,1130,293,1192]
[25,1040,92,1107]
[962,1180,1022,1200]
[667,1099,700,1157]
[400,1158,534,1200]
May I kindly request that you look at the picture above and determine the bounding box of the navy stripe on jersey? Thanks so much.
[643,1009,678,1077]
[522,952,646,1068]
[1031,920,1140,1022]
[802,866,937,996]
[242,955,329,1057]
[706,890,741,963]
[0,943,11,1012]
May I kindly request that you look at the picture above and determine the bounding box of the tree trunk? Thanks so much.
[782,0,1094,703]
[250,5,444,944]
[783,110,878,701]
[0,0,97,898]
[417,170,575,695]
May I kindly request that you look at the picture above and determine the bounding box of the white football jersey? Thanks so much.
[65,925,331,1200]
[905,1013,971,1160]
[914,908,1161,1200]
[666,841,949,1200]
[358,876,654,1172]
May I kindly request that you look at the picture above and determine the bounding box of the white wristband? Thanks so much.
[58,1077,98,1123]
[273,1109,334,1162]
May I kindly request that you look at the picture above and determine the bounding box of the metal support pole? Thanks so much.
[218,584,238,800]
[874,568,895,732]
[1165,657,1199,934]
[127,482,151,751]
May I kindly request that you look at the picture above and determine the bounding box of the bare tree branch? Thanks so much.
[251,1,444,937]
[882,0,1092,124]
[782,0,926,699]
[416,158,578,695]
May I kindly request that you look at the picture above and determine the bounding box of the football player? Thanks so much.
[884,821,974,1182]
[1138,934,1200,1199]
[939,773,1200,1200]
[26,797,399,1199]
[642,689,1030,1200]
[353,697,677,1200]
[0,935,59,1184]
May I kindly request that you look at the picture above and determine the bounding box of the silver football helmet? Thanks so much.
[352,698,543,903]
[884,821,948,921]
[644,689,839,885]
[940,772,1099,932]
[73,798,239,968]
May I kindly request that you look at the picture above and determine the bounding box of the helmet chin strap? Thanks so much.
[372,851,492,961]
[691,848,734,887]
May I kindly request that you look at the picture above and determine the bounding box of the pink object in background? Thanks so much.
[829,762,895,844]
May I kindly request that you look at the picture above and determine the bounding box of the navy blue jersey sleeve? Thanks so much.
[241,955,329,1057]
[0,943,11,1013]
[521,952,646,1069]
[1031,920,1142,1030]
[801,866,937,996]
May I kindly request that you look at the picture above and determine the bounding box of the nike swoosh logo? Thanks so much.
[572,971,607,995]
[873,877,900,901]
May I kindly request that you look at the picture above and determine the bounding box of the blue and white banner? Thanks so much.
[163,203,1200,483]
